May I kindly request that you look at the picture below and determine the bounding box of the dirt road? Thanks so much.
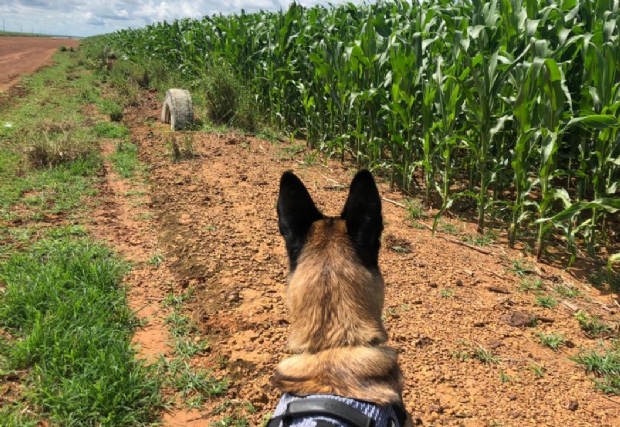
[0,36,80,91]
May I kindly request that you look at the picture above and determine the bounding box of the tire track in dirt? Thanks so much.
[99,91,620,427]
[89,141,217,426]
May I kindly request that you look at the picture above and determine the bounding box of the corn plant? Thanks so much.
[90,0,620,262]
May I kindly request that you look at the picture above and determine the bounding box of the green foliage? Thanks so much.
[203,59,258,131]
[571,341,620,394]
[536,332,566,351]
[91,0,620,260]
[0,238,164,426]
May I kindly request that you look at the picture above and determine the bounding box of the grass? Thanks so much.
[162,289,228,408]
[575,311,612,338]
[463,229,497,247]
[518,278,545,293]
[553,284,581,299]
[571,341,620,394]
[0,52,102,216]
[0,49,169,426]
[110,142,144,179]
[509,259,534,277]
[529,363,546,378]
[535,295,558,309]
[0,238,164,426]
[536,332,566,351]
[94,122,129,139]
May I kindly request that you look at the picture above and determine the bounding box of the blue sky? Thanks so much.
[0,1,369,38]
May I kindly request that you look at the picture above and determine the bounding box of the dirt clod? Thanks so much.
[501,310,536,327]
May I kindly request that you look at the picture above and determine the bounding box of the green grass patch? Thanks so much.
[575,311,612,338]
[160,288,228,409]
[0,238,164,426]
[0,52,102,217]
[535,295,558,309]
[98,99,123,122]
[571,341,620,394]
[536,332,566,351]
[94,122,129,139]
[110,142,143,179]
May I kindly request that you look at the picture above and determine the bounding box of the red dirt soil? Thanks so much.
[89,91,620,427]
[0,36,79,91]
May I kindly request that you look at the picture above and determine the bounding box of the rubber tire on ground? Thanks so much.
[161,89,194,131]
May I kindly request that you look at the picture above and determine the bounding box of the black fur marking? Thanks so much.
[277,171,324,271]
[340,170,383,269]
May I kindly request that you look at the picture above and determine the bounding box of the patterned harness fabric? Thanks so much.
[268,393,401,427]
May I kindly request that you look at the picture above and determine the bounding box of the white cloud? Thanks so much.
[0,0,367,37]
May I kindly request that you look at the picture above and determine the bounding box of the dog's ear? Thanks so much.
[341,169,383,268]
[277,171,324,270]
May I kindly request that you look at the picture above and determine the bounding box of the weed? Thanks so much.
[509,259,533,277]
[473,346,500,364]
[148,252,165,268]
[438,221,458,235]
[110,141,143,179]
[463,229,497,247]
[211,415,249,427]
[454,341,499,364]
[99,99,124,121]
[536,332,566,351]
[535,295,558,309]
[441,288,454,298]
[499,369,512,383]
[303,151,319,166]
[163,288,195,309]
[404,198,427,221]
[94,121,129,138]
[453,350,470,361]
[570,341,620,394]
[158,357,228,402]
[278,144,304,161]
[553,284,581,299]
[529,363,546,378]
[575,311,612,338]
[518,278,545,293]
[204,59,257,131]
[135,212,153,220]
[0,238,164,425]
[24,127,98,169]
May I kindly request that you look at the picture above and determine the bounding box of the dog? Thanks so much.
[266,169,412,427]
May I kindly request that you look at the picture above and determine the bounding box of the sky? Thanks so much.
[0,0,368,38]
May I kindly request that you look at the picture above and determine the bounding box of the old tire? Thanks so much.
[161,89,194,131]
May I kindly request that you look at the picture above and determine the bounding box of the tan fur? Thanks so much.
[272,218,406,407]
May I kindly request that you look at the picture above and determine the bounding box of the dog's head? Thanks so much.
[277,169,383,273]
[276,169,386,352]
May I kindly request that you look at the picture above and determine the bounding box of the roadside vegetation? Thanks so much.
[91,0,620,270]
[0,46,166,426]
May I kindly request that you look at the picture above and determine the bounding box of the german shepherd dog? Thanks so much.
[267,170,412,427]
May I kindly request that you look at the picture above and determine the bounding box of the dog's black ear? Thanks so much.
[277,171,324,270]
[341,169,383,268]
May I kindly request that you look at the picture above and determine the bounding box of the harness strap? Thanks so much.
[265,398,375,427]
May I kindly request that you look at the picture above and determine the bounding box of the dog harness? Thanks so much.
[265,393,407,427]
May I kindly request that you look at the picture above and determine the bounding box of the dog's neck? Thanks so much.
[285,221,388,354]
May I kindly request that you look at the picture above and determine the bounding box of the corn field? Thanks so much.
[99,0,620,262]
